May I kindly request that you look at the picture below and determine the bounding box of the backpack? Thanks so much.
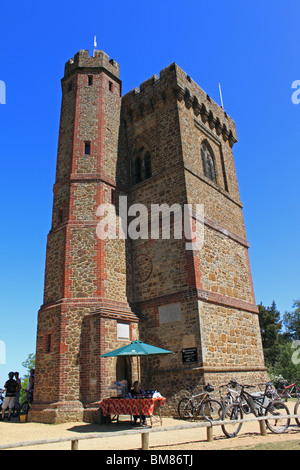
[5,379,17,396]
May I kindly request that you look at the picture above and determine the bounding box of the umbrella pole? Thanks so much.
[137,356,142,424]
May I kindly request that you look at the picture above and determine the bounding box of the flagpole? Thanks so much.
[218,83,224,109]
[93,35,97,57]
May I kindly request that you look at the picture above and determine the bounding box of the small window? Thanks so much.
[85,142,91,155]
[46,334,51,353]
[134,156,142,184]
[109,81,113,92]
[68,82,72,92]
[201,141,216,183]
[111,188,117,206]
[88,75,93,86]
[132,147,152,185]
[58,209,64,224]
[144,152,152,179]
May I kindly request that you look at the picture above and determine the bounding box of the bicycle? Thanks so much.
[277,379,300,401]
[222,381,290,438]
[219,380,241,408]
[257,381,280,401]
[178,384,223,422]
[19,390,33,415]
[294,399,300,427]
[0,389,4,413]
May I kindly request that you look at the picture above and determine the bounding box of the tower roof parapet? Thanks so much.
[122,63,237,146]
[64,49,120,80]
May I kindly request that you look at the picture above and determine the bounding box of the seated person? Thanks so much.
[130,381,146,425]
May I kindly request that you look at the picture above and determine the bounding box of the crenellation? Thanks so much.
[64,49,120,80]
[122,63,237,146]
[140,74,159,92]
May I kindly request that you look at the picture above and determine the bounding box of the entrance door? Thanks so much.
[116,356,132,390]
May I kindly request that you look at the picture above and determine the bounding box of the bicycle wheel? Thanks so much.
[178,398,195,419]
[221,403,243,438]
[201,399,223,422]
[265,400,290,434]
[19,401,29,415]
[294,400,300,427]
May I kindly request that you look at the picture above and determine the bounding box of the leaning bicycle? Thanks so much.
[19,390,33,416]
[219,380,242,409]
[0,389,4,413]
[277,379,300,401]
[294,399,300,427]
[178,384,222,422]
[222,382,290,438]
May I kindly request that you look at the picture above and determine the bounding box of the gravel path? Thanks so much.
[0,402,299,450]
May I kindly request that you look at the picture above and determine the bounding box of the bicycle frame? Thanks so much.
[219,383,240,406]
[178,383,221,422]
[239,384,271,417]
[190,391,210,413]
[280,381,298,398]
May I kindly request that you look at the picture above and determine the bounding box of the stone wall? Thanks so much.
[120,59,267,414]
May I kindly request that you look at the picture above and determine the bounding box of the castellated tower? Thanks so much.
[30,50,267,423]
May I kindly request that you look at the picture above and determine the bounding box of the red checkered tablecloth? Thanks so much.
[100,397,166,417]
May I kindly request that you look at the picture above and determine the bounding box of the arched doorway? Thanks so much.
[116,356,132,390]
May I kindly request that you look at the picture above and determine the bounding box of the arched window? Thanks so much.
[132,146,152,185]
[144,151,152,179]
[201,141,216,183]
[134,156,142,184]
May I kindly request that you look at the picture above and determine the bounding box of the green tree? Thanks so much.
[283,299,300,340]
[272,341,300,383]
[258,301,282,367]
[21,353,35,375]
[20,353,35,402]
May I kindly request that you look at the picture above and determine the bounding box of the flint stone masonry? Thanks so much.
[31,50,267,424]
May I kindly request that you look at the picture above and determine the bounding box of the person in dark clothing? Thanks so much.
[1,372,19,421]
[131,381,146,425]
[14,372,21,414]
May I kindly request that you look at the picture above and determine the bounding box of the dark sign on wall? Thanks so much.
[182,348,198,364]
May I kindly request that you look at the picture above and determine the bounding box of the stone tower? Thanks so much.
[30,50,139,423]
[30,50,267,423]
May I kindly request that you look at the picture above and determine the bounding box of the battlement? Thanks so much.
[64,49,120,79]
[122,63,237,146]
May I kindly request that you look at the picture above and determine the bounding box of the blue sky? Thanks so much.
[0,0,299,386]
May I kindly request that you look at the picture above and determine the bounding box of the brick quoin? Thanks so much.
[30,49,267,424]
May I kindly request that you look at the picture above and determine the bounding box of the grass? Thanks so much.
[228,440,300,450]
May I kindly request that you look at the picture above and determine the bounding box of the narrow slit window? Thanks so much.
[85,142,91,155]
[144,152,152,179]
[111,188,117,206]
[109,81,113,92]
[88,75,93,86]
[58,209,64,224]
[134,156,142,184]
[46,334,51,353]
